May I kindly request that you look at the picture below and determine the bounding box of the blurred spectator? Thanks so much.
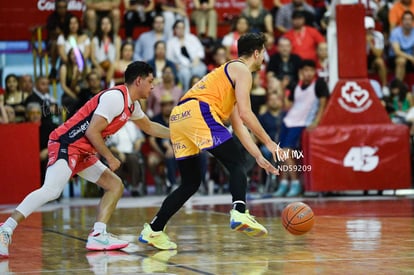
[275,0,315,34]
[242,0,273,36]
[387,78,413,123]
[19,74,34,97]
[191,0,218,39]
[123,0,155,41]
[266,37,302,89]
[264,32,277,57]
[258,92,283,162]
[250,72,267,115]
[0,88,8,124]
[316,41,329,83]
[133,14,167,62]
[365,16,388,93]
[207,45,228,72]
[4,74,27,123]
[25,76,59,127]
[274,59,329,197]
[148,93,178,194]
[113,42,134,85]
[4,106,16,123]
[147,65,183,117]
[77,71,103,108]
[46,0,74,78]
[147,40,178,84]
[157,0,190,40]
[84,0,121,37]
[189,75,201,88]
[59,48,89,119]
[389,0,414,30]
[57,15,91,64]
[25,102,57,184]
[91,16,121,86]
[284,10,325,62]
[389,11,414,81]
[107,120,146,196]
[166,20,207,91]
[221,16,250,60]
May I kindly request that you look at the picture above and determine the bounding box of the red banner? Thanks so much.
[303,125,411,191]
[0,123,40,204]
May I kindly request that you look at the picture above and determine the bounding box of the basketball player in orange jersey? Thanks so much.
[139,33,282,250]
[0,61,170,257]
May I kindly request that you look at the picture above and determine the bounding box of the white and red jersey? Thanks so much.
[49,85,144,154]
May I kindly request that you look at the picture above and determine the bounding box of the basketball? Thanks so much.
[281,202,314,235]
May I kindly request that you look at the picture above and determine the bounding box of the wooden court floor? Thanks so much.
[1,194,414,274]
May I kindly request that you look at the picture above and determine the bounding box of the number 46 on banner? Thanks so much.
[343,146,379,172]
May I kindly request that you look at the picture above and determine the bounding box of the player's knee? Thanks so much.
[110,177,124,197]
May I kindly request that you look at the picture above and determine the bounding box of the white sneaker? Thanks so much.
[86,232,129,251]
[0,225,12,258]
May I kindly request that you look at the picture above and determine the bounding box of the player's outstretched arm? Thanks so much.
[86,114,121,171]
[133,115,170,139]
[231,106,279,175]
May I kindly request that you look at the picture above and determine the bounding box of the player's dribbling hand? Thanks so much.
[265,141,285,162]
[107,156,121,171]
[256,156,280,176]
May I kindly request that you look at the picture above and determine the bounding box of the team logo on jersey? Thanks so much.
[120,112,128,121]
[338,81,373,113]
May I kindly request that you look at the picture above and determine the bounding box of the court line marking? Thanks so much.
[43,228,215,275]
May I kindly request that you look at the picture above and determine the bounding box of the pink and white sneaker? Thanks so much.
[0,224,12,258]
[86,232,129,251]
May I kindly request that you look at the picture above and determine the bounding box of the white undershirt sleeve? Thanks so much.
[94,90,124,123]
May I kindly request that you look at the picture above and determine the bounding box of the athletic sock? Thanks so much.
[92,222,107,235]
[3,217,18,233]
[232,200,246,213]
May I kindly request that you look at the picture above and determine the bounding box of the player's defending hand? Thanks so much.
[106,156,121,171]
[256,155,280,176]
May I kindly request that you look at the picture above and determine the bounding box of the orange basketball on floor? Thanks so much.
[282,202,314,235]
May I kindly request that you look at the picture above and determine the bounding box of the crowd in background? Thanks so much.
[0,0,413,197]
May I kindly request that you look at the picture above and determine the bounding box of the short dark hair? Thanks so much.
[237,32,266,57]
[292,10,305,19]
[300,59,316,69]
[124,61,154,84]
[402,10,414,19]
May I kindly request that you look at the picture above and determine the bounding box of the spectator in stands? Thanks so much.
[365,16,388,94]
[77,71,103,109]
[157,0,190,40]
[123,0,155,41]
[25,102,57,184]
[147,40,178,84]
[207,45,228,72]
[91,16,121,87]
[267,37,302,90]
[0,88,8,124]
[221,16,250,60]
[4,74,27,123]
[274,59,329,197]
[113,42,134,85]
[60,48,89,119]
[147,65,182,117]
[166,20,207,91]
[148,93,178,194]
[46,0,74,79]
[84,0,121,37]
[57,15,91,64]
[133,14,167,62]
[4,106,16,123]
[250,72,267,116]
[25,76,59,127]
[389,11,414,81]
[389,0,414,30]
[283,10,325,62]
[191,0,218,39]
[242,0,273,36]
[275,0,315,34]
[316,41,329,83]
[107,120,146,196]
[19,75,34,97]
[258,92,283,188]
[387,78,413,123]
